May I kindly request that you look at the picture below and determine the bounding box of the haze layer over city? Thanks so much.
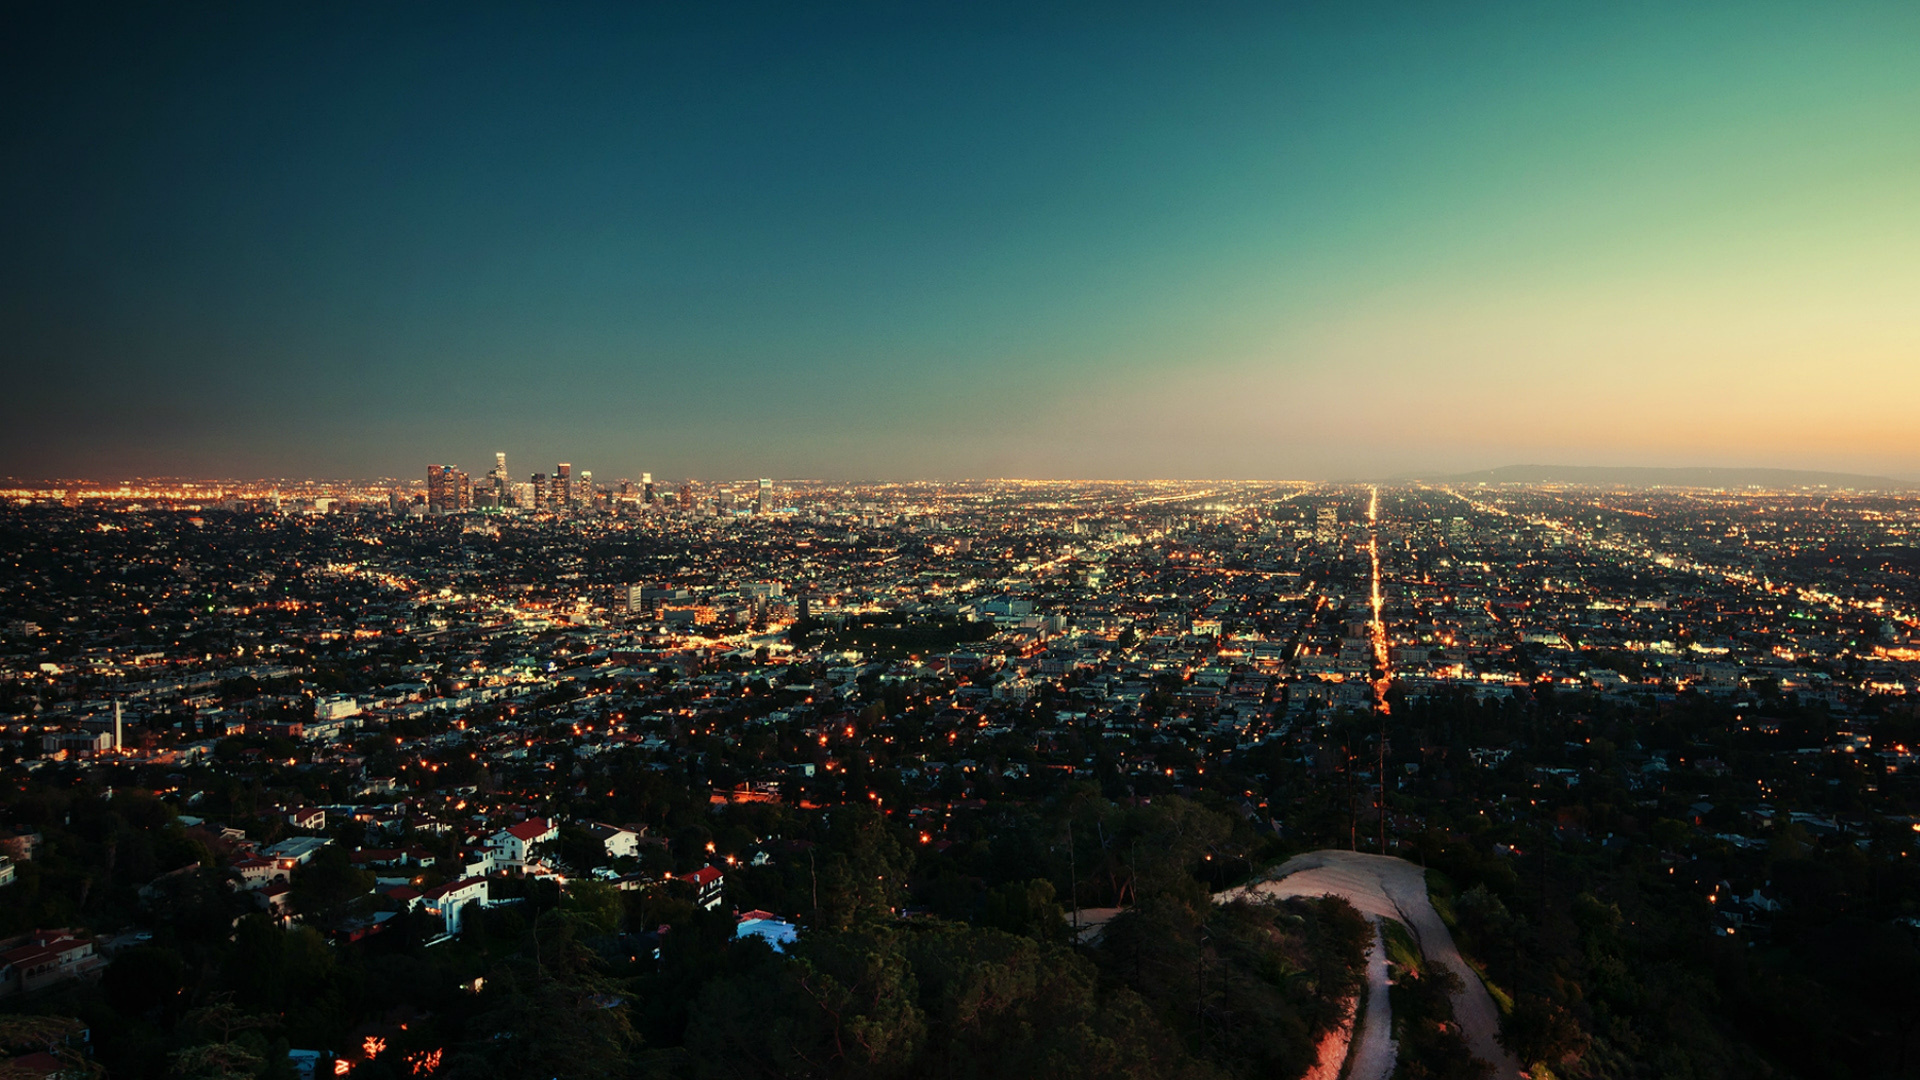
[4,4,1920,1080]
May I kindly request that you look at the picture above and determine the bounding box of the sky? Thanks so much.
[3,1,1917,483]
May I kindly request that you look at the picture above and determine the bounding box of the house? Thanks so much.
[0,1051,68,1078]
[263,836,332,866]
[0,830,41,862]
[680,865,726,910]
[581,822,640,861]
[418,877,488,935]
[457,848,495,878]
[258,884,295,922]
[287,807,327,831]
[486,818,557,868]
[0,857,14,888]
[0,933,104,995]
[735,910,798,952]
[231,856,281,890]
[350,847,437,871]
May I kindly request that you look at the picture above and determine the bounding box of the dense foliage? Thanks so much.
[0,787,1364,1080]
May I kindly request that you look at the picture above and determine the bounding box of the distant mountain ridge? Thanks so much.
[1418,464,1916,491]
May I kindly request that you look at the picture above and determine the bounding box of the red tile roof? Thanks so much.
[503,818,553,841]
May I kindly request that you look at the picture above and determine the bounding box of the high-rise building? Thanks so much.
[757,478,773,515]
[427,465,452,514]
[580,470,593,510]
[455,470,473,511]
[555,463,572,509]
[532,473,549,512]
[489,452,509,504]
[642,472,655,505]
[1315,505,1339,542]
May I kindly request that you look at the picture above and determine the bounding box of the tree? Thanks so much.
[1500,994,1587,1069]
[813,805,912,930]
[166,1000,277,1080]
[103,943,188,1018]
[561,880,624,935]
[289,844,374,922]
[443,910,640,1080]
[979,878,1066,942]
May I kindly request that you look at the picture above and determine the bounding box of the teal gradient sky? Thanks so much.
[3,2,1917,481]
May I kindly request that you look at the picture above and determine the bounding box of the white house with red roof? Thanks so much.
[231,855,281,891]
[485,818,556,869]
[680,865,726,910]
[417,876,488,935]
[0,932,103,995]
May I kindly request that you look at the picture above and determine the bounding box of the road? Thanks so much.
[1347,919,1395,1080]
[1223,850,1524,1080]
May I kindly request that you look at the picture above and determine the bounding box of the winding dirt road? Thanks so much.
[1221,850,1523,1080]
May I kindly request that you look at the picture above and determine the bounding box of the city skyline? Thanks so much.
[8,459,1920,490]
[5,3,1918,480]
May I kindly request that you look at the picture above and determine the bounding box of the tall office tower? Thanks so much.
[642,472,655,505]
[555,463,572,509]
[717,488,736,513]
[1315,505,1338,542]
[455,471,473,511]
[532,473,549,511]
[679,481,694,512]
[427,465,451,514]
[756,478,773,515]
[490,452,509,503]
[580,470,593,510]
[618,480,633,498]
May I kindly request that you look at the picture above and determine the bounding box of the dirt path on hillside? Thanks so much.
[1221,850,1523,1079]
